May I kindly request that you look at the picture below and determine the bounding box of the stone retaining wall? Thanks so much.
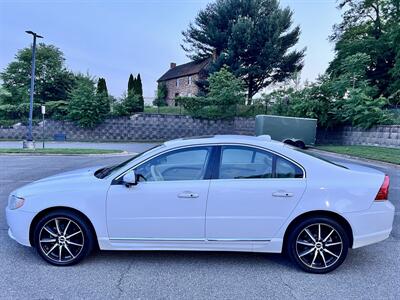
[0,114,255,142]
[1,114,398,148]
[317,125,400,148]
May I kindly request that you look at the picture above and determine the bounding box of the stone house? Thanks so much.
[157,58,211,106]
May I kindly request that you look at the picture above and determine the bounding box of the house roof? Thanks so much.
[157,58,211,82]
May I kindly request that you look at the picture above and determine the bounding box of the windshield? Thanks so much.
[95,144,163,178]
[296,148,348,169]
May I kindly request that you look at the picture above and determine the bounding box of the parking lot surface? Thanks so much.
[0,150,398,299]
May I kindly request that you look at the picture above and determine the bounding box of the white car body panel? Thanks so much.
[107,180,210,240]
[6,135,395,255]
[206,178,306,239]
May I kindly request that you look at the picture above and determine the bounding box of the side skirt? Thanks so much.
[97,238,283,253]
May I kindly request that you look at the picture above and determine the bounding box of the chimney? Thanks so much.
[170,62,176,69]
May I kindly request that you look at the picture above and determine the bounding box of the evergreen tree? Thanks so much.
[123,74,142,113]
[182,0,305,102]
[127,74,135,96]
[96,78,108,97]
[135,73,144,112]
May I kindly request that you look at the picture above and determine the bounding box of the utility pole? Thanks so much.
[24,30,43,149]
[41,105,46,149]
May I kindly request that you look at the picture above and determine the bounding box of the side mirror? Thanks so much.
[122,170,137,187]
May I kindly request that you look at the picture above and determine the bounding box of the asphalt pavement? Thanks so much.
[0,147,398,299]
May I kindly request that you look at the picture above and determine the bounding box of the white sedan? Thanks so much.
[6,135,394,273]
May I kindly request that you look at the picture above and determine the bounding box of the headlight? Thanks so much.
[8,195,25,210]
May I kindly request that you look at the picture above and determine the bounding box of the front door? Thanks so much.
[107,146,213,240]
[206,145,306,240]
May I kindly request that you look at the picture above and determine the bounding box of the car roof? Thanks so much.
[163,134,283,149]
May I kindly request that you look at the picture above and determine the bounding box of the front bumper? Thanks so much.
[6,207,36,247]
[344,201,395,249]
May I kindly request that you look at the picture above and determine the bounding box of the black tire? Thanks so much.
[33,209,94,266]
[294,140,306,149]
[283,139,295,146]
[286,217,349,274]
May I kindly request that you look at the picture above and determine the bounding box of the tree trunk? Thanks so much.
[247,79,253,105]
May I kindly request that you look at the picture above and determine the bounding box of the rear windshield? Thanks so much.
[296,148,348,169]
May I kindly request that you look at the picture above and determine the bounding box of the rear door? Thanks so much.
[206,145,306,240]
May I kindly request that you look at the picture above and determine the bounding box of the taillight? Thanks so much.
[375,175,390,201]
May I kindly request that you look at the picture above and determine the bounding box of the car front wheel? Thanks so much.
[33,210,94,266]
[287,217,349,273]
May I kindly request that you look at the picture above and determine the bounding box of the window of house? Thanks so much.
[188,76,192,85]
[176,78,179,87]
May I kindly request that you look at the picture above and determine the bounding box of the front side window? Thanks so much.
[188,76,192,85]
[176,78,179,87]
[135,147,211,182]
[218,146,303,179]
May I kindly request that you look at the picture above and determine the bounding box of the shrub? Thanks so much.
[339,89,393,128]
[0,103,41,119]
[178,67,246,119]
[67,75,109,128]
[45,100,69,120]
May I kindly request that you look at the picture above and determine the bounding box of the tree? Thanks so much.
[388,16,400,105]
[127,74,135,95]
[134,73,144,112]
[178,66,246,119]
[0,43,75,104]
[182,0,305,102]
[96,78,108,96]
[96,78,111,116]
[153,83,168,107]
[67,74,109,128]
[328,0,400,98]
[339,89,392,128]
[115,74,143,115]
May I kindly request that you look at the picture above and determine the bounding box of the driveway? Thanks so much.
[0,147,398,299]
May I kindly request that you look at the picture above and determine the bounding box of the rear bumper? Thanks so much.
[344,201,395,249]
[6,207,36,247]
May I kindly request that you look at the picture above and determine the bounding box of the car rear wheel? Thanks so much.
[287,217,349,273]
[33,210,94,266]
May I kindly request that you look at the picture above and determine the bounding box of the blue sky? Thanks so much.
[0,0,341,99]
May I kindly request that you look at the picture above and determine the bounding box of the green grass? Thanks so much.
[317,145,400,165]
[0,148,124,155]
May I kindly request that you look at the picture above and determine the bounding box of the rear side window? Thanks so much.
[276,156,304,178]
[218,146,303,179]
[220,147,273,179]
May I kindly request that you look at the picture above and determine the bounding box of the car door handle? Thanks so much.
[178,191,199,199]
[272,191,294,197]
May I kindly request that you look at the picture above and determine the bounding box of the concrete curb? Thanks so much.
[309,148,400,169]
[0,151,134,157]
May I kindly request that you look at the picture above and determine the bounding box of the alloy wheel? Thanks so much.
[38,217,85,263]
[295,223,343,270]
